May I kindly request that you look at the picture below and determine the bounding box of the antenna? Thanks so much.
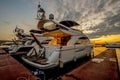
[49,13,54,20]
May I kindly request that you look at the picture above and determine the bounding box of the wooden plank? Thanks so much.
[0,54,36,80]
[61,49,119,80]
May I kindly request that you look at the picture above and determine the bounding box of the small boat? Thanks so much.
[2,26,33,54]
[21,3,93,69]
[105,42,120,48]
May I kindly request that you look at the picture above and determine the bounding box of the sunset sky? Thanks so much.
[0,0,120,44]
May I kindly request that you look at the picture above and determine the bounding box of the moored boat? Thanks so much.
[21,2,93,69]
[105,42,120,48]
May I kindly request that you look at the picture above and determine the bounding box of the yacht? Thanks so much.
[21,3,93,69]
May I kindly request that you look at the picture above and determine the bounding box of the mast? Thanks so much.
[37,2,46,20]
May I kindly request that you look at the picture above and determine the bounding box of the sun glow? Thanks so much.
[90,34,120,45]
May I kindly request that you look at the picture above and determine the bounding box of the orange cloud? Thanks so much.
[90,34,120,44]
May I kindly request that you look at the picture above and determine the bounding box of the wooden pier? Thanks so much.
[0,54,36,80]
[61,49,119,80]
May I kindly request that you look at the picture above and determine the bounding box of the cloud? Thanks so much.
[24,0,120,38]
[87,13,120,38]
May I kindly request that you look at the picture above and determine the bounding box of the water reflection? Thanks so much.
[93,47,107,56]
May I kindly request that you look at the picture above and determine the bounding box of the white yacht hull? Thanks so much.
[21,44,93,69]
